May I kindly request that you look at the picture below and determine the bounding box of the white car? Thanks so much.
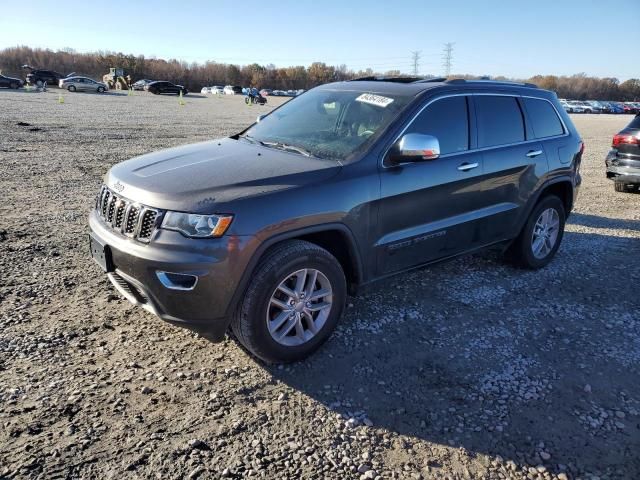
[210,85,225,95]
[200,87,211,94]
[223,85,235,95]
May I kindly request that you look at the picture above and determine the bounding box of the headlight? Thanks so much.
[161,212,233,238]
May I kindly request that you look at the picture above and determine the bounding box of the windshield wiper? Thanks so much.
[261,141,311,157]
[239,134,265,146]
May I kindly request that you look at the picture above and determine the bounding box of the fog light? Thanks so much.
[156,271,198,291]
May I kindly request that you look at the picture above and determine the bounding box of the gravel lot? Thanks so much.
[0,89,638,480]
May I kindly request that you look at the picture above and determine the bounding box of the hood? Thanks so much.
[106,138,341,213]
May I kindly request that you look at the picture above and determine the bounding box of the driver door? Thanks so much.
[376,95,486,275]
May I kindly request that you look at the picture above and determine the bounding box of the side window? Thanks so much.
[523,98,564,138]
[405,96,469,155]
[475,96,525,147]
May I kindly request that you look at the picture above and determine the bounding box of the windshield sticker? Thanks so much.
[355,93,394,108]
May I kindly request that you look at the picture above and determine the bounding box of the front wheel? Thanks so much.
[507,195,565,269]
[97,86,105,93]
[231,240,346,363]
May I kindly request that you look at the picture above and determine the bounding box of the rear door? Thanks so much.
[473,94,548,242]
[377,95,486,274]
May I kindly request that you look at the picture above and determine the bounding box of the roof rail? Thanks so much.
[348,76,424,84]
[412,77,447,84]
[444,78,539,88]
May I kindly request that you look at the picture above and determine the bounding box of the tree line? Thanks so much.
[1,46,638,101]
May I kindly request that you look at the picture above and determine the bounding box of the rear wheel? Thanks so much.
[10,82,19,89]
[68,85,76,92]
[232,240,346,363]
[507,195,565,269]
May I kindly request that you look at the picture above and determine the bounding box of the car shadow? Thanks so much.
[249,227,640,478]
[568,212,640,231]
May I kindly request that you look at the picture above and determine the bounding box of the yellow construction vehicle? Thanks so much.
[102,68,131,90]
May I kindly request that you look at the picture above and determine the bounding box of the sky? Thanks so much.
[0,0,638,80]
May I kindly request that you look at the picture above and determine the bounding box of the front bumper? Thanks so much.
[606,151,640,184]
[89,210,257,341]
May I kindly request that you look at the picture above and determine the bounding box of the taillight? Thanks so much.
[612,134,640,147]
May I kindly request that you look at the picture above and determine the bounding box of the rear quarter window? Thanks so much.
[475,96,525,148]
[523,98,564,138]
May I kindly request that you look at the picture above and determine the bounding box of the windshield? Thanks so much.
[242,88,413,161]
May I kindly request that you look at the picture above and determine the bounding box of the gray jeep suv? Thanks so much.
[89,78,583,362]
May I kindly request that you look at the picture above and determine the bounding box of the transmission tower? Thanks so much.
[411,51,422,76]
[442,43,454,77]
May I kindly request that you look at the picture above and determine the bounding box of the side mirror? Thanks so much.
[256,114,266,123]
[388,133,440,165]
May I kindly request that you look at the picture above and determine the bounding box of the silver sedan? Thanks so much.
[59,76,108,93]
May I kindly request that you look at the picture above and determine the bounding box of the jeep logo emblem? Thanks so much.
[113,181,125,192]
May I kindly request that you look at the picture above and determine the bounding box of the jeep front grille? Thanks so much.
[95,185,161,243]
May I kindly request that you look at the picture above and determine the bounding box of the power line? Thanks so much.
[442,42,454,77]
[411,51,422,76]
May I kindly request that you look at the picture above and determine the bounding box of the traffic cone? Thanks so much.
[128,87,133,96]
[58,92,64,104]
[179,90,185,106]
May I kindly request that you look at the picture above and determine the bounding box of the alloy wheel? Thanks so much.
[266,268,333,346]
[531,208,560,259]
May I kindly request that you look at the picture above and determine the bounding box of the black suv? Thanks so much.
[89,78,583,362]
[25,68,64,87]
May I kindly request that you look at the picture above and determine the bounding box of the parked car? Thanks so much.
[623,102,640,114]
[89,78,583,362]
[606,114,640,193]
[223,85,242,95]
[59,76,108,93]
[259,88,272,96]
[567,101,585,113]
[200,87,211,94]
[607,102,625,114]
[210,85,225,95]
[0,73,23,89]
[132,79,154,91]
[559,100,573,113]
[147,81,188,95]
[24,67,64,87]
[585,101,604,113]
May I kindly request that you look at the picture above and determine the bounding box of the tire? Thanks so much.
[245,97,250,104]
[232,240,347,363]
[507,195,566,269]
[97,86,105,93]
[614,181,634,193]
[68,85,76,92]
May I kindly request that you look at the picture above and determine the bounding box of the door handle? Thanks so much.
[526,150,543,158]
[457,162,479,172]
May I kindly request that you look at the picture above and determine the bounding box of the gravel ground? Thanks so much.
[0,89,638,480]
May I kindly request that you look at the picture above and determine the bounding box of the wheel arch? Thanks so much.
[225,223,363,319]
[514,176,574,239]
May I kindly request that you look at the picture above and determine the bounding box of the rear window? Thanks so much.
[475,96,525,148]
[405,96,469,155]
[524,98,564,138]
[628,115,640,129]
